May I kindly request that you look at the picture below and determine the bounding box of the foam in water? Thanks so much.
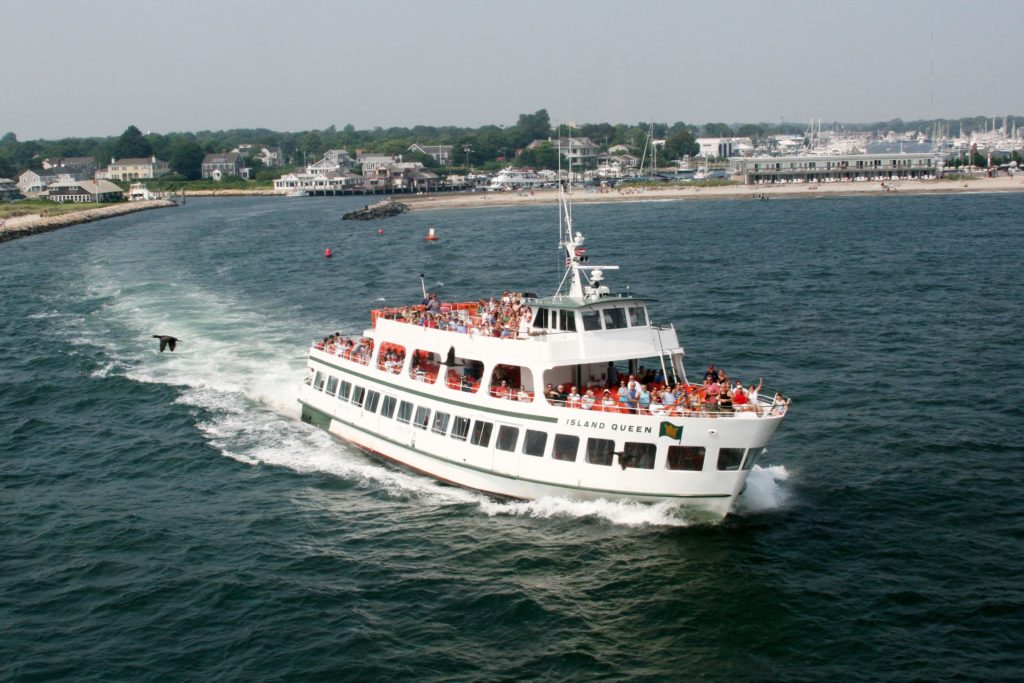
[736,464,792,513]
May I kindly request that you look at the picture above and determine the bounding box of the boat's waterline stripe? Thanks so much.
[310,356,559,424]
[298,399,731,500]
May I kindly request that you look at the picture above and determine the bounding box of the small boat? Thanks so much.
[299,184,790,520]
[286,189,309,198]
[425,228,439,241]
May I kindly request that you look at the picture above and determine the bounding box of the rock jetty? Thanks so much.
[0,200,177,244]
[342,200,409,221]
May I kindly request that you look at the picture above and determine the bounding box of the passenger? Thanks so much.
[517,386,531,402]
[601,389,618,411]
[544,383,558,403]
[771,392,789,415]
[581,389,596,410]
[747,378,764,404]
[566,387,582,409]
[638,384,652,414]
[555,384,567,406]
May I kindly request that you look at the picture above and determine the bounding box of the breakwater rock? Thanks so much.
[342,200,409,221]
[0,200,178,244]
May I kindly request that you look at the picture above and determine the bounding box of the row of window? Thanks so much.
[311,368,762,472]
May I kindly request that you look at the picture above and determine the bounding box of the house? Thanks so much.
[697,137,754,158]
[17,167,90,194]
[233,144,285,168]
[201,152,249,180]
[46,179,124,203]
[323,149,354,167]
[0,178,23,202]
[408,143,453,165]
[356,152,398,174]
[607,144,632,154]
[106,157,171,181]
[526,137,599,167]
[273,171,363,194]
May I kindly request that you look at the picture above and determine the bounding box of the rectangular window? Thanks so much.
[667,446,705,471]
[628,306,647,327]
[533,308,548,328]
[717,447,744,471]
[313,371,325,391]
[338,380,352,402]
[351,386,366,407]
[324,376,338,396]
[586,438,615,466]
[413,406,431,430]
[743,447,765,470]
[552,434,579,461]
[603,308,627,330]
[380,395,397,419]
[470,421,493,447]
[431,411,450,435]
[622,442,656,469]
[522,430,548,457]
[495,425,519,452]
[396,400,414,424]
[581,310,602,331]
[364,390,380,414]
[559,310,576,332]
[451,416,471,441]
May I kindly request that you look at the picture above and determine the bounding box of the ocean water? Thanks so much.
[2,193,1022,681]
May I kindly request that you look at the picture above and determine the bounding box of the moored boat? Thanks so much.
[299,186,790,519]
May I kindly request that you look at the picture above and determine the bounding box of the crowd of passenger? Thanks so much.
[314,333,374,365]
[539,364,788,417]
[375,291,533,339]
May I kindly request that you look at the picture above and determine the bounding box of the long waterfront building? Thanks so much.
[730,152,940,184]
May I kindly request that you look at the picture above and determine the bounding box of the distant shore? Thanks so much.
[0,200,177,243]
[401,175,1024,212]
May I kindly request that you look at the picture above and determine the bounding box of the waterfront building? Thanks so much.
[272,171,363,194]
[46,179,124,203]
[201,152,250,180]
[17,167,90,195]
[233,144,285,168]
[730,152,940,184]
[527,137,599,167]
[357,153,399,174]
[105,157,170,182]
[697,137,754,158]
[0,178,23,202]
[408,143,453,165]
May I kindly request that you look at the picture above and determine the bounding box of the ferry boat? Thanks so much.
[486,167,548,191]
[299,187,790,519]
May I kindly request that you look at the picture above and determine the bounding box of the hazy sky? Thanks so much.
[3,0,1022,140]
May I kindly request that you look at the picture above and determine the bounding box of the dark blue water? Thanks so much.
[2,193,1022,681]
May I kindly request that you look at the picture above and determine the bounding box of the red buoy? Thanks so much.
[425,227,439,241]
[377,228,384,235]
[324,248,333,258]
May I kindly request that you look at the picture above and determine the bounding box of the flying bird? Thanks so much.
[152,335,180,352]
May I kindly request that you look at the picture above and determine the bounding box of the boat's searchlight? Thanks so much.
[585,269,610,299]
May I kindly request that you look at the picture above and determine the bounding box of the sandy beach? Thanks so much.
[401,175,1024,212]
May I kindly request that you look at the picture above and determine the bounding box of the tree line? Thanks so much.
[2,111,1021,180]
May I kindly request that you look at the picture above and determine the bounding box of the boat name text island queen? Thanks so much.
[299,186,789,519]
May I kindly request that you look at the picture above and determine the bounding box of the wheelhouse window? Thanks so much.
[717,448,745,471]
[324,376,338,396]
[396,400,414,424]
[522,430,547,457]
[628,306,648,327]
[431,411,450,436]
[585,438,615,466]
[667,446,705,471]
[450,416,471,441]
[581,310,602,331]
[622,442,656,469]
[380,395,397,419]
[602,307,627,330]
[413,406,431,430]
[558,310,576,332]
[532,308,549,329]
[364,390,381,413]
[470,420,493,447]
[338,380,352,402]
[495,426,519,452]
[552,434,579,462]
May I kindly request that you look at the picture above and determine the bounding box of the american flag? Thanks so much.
[565,247,586,267]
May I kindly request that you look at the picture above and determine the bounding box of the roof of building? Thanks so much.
[202,152,244,164]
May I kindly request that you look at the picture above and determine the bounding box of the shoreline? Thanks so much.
[401,176,1024,211]
[0,200,177,244]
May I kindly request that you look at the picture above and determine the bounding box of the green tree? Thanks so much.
[508,109,551,149]
[168,137,205,180]
[518,142,564,170]
[663,127,698,159]
[702,122,733,137]
[114,125,152,159]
